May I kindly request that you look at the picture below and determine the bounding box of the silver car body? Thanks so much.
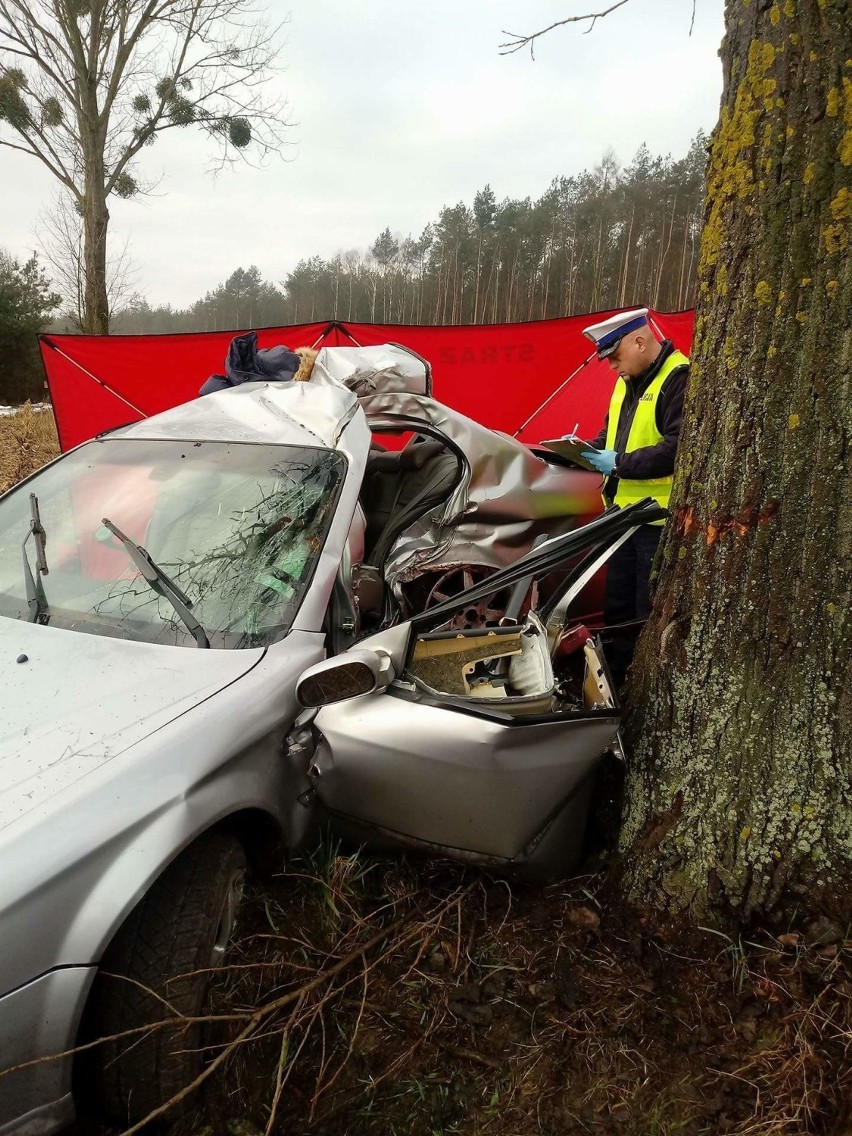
[0,345,645,1134]
[313,344,602,592]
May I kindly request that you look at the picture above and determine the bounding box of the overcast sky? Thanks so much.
[0,0,725,309]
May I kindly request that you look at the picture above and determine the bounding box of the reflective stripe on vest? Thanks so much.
[604,349,689,522]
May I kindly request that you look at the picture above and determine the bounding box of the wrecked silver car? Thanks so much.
[0,344,662,1133]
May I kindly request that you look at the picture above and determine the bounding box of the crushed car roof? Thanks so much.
[110,380,360,449]
[104,344,432,449]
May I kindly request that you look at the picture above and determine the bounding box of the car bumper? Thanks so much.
[0,967,93,1136]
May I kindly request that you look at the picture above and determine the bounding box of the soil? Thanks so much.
[75,850,852,1136]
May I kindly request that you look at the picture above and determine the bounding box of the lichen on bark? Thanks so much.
[620,0,852,927]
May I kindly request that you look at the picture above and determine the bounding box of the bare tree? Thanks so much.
[0,0,290,334]
[38,190,137,327]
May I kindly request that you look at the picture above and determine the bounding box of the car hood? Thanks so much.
[0,617,264,834]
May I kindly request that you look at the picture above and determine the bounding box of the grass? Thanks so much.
[0,403,60,493]
[161,852,852,1136]
[38,848,849,1136]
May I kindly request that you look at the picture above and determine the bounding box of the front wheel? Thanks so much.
[78,831,247,1124]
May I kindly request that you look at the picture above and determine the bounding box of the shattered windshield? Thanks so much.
[0,439,346,648]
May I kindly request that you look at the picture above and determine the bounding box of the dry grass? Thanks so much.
[0,404,60,493]
[714,945,852,1135]
[3,845,850,1136]
[55,853,849,1136]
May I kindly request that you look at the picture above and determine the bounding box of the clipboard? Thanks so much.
[540,437,602,473]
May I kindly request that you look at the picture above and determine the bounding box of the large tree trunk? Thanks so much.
[82,160,110,335]
[620,0,851,926]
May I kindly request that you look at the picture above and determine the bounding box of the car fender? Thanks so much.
[60,636,325,970]
[0,631,324,1004]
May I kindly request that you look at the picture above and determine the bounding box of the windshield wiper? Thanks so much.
[22,493,50,624]
[101,517,210,648]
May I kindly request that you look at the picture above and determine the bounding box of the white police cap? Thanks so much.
[582,307,650,359]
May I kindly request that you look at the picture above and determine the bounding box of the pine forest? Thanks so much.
[104,133,708,335]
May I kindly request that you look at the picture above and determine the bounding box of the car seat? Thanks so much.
[360,439,460,568]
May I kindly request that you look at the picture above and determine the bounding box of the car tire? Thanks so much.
[79,831,247,1125]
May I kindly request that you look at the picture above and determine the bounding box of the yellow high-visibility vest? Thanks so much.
[604,349,689,522]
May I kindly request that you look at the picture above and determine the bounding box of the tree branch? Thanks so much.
[1,0,290,330]
[0,0,74,71]
[0,133,75,190]
[500,0,632,58]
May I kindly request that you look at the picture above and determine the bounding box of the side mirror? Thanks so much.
[296,649,395,708]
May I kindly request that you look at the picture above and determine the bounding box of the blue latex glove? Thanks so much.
[586,448,618,476]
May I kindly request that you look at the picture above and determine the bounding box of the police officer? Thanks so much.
[579,307,689,686]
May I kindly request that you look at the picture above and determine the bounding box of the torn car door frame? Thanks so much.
[295,500,664,880]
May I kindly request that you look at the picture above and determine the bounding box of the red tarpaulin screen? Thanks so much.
[40,309,694,452]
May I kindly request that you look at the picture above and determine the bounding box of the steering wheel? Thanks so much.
[421,565,538,631]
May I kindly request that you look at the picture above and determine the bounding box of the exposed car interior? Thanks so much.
[403,613,616,717]
[329,429,618,718]
[407,615,558,713]
[344,434,464,630]
[359,436,462,566]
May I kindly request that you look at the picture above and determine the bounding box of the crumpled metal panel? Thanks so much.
[357,389,602,590]
[310,687,618,861]
[308,342,602,589]
[312,344,431,398]
[115,379,360,449]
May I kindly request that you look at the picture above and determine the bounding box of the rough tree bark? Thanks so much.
[620,0,852,926]
[83,157,110,336]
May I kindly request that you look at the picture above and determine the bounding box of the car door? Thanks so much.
[300,501,663,877]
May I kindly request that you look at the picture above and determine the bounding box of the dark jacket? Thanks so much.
[590,340,687,480]
[200,331,302,396]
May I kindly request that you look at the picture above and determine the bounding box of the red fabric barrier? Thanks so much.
[40,310,694,451]
[515,308,694,445]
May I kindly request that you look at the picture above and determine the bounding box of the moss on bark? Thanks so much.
[620,0,852,926]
